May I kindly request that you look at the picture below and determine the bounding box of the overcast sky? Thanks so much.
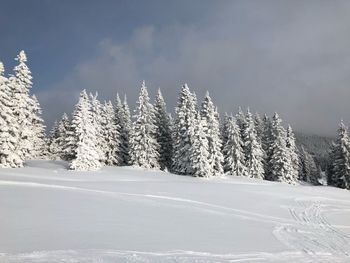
[1,0,350,136]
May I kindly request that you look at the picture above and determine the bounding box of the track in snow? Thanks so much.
[273,199,350,262]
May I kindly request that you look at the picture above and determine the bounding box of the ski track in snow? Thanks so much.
[1,177,350,262]
[273,198,350,262]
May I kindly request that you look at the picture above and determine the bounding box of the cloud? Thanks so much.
[38,0,350,136]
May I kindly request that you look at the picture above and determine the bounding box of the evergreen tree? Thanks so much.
[190,112,210,177]
[327,142,337,186]
[0,62,21,167]
[242,109,265,179]
[70,90,102,171]
[9,51,34,163]
[101,101,121,165]
[154,89,173,170]
[269,113,296,184]
[55,113,74,161]
[28,95,47,159]
[48,120,60,159]
[331,121,350,189]
[223,117,247,176]
[129,81,159,168]
[90,93,105,164]
[254,112,264,144]
[200,92,224,176]
[300,146,320,185]
[115,94,131,165]
[172,84,197,175]
[286,125,300,182]
[221,112,231,150]
[236,107,246,137]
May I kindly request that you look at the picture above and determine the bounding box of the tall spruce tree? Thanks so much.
[243,109,265,179]
[223,117,247,176]
[101,101,121,165]
[200,92,224,176]
[154,89,173,170]
[172,84,197,175]
[70,90,102,171]
[300,146,320,185]
[90,93,105,164]
[190,112,211,177]
[286,125,300,182]
[129,81,159,168]
[9,51,34,164]
[0,62,21,167]
[331,121,350,189]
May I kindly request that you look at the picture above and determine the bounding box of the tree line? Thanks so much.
[0,51,326,186]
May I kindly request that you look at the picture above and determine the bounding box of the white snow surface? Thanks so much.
[0,160,349,262]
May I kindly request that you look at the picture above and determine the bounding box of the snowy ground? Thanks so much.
[0,161,349,262]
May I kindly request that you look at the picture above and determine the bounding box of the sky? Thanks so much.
[1,0,350,136]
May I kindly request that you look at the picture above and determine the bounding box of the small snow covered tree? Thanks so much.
[242,109,265,179]
[286,125,300,182]
[101,101,121,165]
[190,112,210,177]
[254,113,264,144]
[236,107,246,136]
[200,92,224,176]
[54,113,74,161]
[154,89,173,170]
[129,81,159,169]
[330,121,350,189]
[70,90,102,171]
[28,95,47,159]
[223,117,247,176]
[0,62,21,167]
[172,84,197,175]
[9,51,34,164]
[115,94,131,165]
[48,121,60,159]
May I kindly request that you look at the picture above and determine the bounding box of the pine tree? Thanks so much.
[0,62,21,167]
[331,121,350,189]
[115,94,131,165]
[28,95,47,159]
[190,112,211,177]
[102,101,121,165]
[286,125,300,182]
[70,90,102,171]
[243,109,265,179]
[48,120,60,159]
[154,89,173,170]
[223,117,247,176]
[129,81,159,168]
[200,92,224,176]
[172,84,197,175]
[327,142,337,186]
[90,93,105,164]
[254,112,264,144]
[54,113,74,161]
[9,51,34,164]
[268,113,296,184]
[221,112,231,150]
[236,107,246,137]
[300,146,320,185]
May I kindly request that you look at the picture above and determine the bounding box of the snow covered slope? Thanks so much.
[0,161,349,262]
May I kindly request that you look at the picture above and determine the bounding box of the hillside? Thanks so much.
[0,161,349,262]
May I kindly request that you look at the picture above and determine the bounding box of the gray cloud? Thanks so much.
[38,0,350,136]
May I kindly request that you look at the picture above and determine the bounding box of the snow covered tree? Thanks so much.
[262,114,272,175]
[172,84,197,175]
[286,125,300,182]
[300,146,320,185]
[190,112,210,177]
[70,90,102,171]
[53,113,75,161]
[236,107,246,136]
[8,51,34,164]
[101,101,121,165]
[115,94,131,165]
[48,120,60,159]
[268,113,296,184]
[90,93,105,164]
[254,112,264,143]
[327,142,337,186]
[129,81,159,168]
[242,109,265,179]
[0,62,21,167]
[221,112,231,150]
[28,95,47,159]
[200,92,224,176]
[223,117,247,176]
[154,89,172,170]
[330,121,350,189]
